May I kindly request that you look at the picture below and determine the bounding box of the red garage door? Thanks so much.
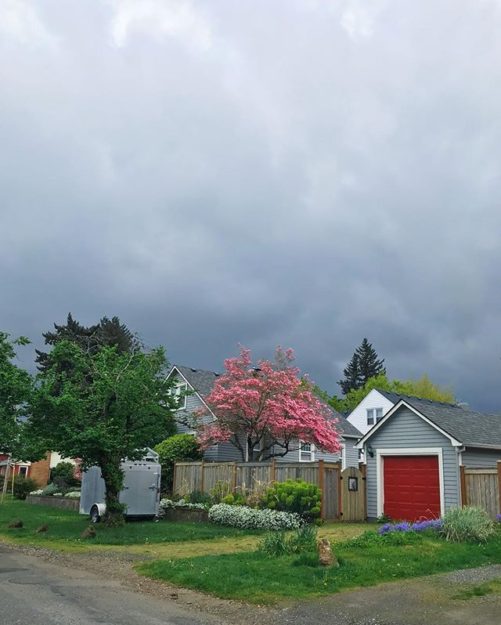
[383,455,441,521]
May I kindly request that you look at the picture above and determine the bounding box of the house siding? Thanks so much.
[344,439,360,468]
[462,448,501,469]
[347,390,395,435]
[364,407,461,519]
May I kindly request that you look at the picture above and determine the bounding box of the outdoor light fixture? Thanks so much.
[367,445,374,458]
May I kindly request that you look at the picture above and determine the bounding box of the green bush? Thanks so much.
[154,434,202,494]
[51,461,80,490]
[222,492,247,506]
[185,490,213,507]
[42,483,59,496]
[259,525,318,557]
[442,506,495,542]
[13,476,39,500]
[262,480,322,520]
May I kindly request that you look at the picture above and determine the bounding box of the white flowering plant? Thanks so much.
[64,491,81,499]
[209,503,303,530]
[29,489,44,495]
[159,498,207,511]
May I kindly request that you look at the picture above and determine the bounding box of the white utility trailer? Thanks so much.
[79,449,161,523]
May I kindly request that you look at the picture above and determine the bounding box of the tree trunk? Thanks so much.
[100,461,125,527]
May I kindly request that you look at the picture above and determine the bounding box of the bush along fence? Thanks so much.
[460,461,501,519]
[173,460,367,521]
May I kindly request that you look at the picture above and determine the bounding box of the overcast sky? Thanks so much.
[2,0,501,410]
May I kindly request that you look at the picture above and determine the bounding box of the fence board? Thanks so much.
[341,466,366,521]
[464,469,500,519]
[173,460,346,519]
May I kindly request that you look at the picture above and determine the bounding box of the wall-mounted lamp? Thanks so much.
[367,444,374,458]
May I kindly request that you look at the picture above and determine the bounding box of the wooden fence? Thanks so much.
[461,463,501,519]
[173,460,367,521]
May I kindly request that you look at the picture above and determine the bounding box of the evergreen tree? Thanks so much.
[339,338,385,395]
[338,352,360,395]
[36,313,140,372]
[355,338,386,386]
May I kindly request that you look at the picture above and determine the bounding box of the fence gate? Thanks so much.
[464,468,500,519]
[341,466,366,521]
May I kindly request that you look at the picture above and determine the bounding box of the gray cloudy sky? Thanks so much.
[2,0,501,410]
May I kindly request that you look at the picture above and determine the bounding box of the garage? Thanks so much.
[383,455,441,521]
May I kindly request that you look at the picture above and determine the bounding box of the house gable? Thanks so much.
[346,389,396,435]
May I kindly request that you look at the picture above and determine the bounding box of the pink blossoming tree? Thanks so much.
[196,347,341,462]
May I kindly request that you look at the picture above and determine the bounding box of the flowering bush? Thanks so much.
[262,480,321,520]
[64,491,81,499]
[379,519,443,535]
[209,503,302,530]
[159,498,207,511]
[29,489,44,495]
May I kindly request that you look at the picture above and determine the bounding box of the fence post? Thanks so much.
[173,462,178,495]
[232,462,238,492]
[271,458,276,482]
[318,460,325,520]
[337,462,342,519]
[360,463,367,520]
[460,465,467,507]
[200,460,205,493]
[498,461,501,514]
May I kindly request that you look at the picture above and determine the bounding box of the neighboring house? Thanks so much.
[346,388,400,435]
[0,452,80,488]
[356,396,501,521]
[168,365,362,469]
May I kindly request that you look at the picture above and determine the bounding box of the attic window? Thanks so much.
[171,382,188,410]
[367,407,383,426]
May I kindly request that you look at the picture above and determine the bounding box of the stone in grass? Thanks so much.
[81,526,96,539]
[36,524,48,533]
[8,519,23,529]
[317,537,338,567]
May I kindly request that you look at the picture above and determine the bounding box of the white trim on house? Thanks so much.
[167,366,217,420]
[341,443,346,470]
[376,447,445,518]
[356,400,463,449]
[298,441,316,462]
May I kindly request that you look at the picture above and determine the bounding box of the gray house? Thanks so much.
[168,365,361,469]
[356,394,501,521]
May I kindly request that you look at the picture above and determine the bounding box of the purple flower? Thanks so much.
[496,514,501,523]
[377,518,443,535]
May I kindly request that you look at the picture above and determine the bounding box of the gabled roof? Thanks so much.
[170,365,362,441]
[357,394,501,449]
[173,365,221,397]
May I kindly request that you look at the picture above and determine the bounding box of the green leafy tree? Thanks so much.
[154,434,202,494]
[0,332,33,457]
[332,373,455,413]
[51,461,80,490]
[339,338,385,394]
[29,340,177,525]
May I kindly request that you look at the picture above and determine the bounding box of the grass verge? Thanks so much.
[137,530,501,604]
[0,499,260,546]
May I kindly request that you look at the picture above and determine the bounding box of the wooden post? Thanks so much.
[270,458,276,483]
[337,462,342,519]
[173,462,178,495]
[318,460,325,520]
[360,463,367,520]
[497,461,501,514]
[232,462,238,492]
[460,465,467,507]
[200,460,205,493]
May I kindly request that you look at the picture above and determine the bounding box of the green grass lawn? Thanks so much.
[0,499,260,546]
[137,530,501,604]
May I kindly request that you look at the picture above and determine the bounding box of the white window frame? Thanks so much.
[375,447,445,518]
[299,440,316,462]
[366,407,384,427]
[171,381,188,410]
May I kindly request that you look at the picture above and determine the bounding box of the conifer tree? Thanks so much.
[339,338,385,394]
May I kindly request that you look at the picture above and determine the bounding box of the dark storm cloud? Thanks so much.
[2,0,501,410]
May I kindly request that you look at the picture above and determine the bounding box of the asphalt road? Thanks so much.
[0,546,219,625]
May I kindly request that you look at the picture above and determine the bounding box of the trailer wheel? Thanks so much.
[90,505,101,524]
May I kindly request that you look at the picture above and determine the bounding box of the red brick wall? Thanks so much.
[28,454,51,487]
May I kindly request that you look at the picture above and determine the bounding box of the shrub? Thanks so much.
[222,492,247,506]
[442,506,495,542]
[41,483,59,496]
[259,525,318,557]
[209,503,302,530]
[262,479,321,520]
[159,498,207,511]
[13,476,39,500]
[154,434,202,494]
[185,490,213,506]
[209,481,232,503]
[64,490,81,499]
[51,461,80,490]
